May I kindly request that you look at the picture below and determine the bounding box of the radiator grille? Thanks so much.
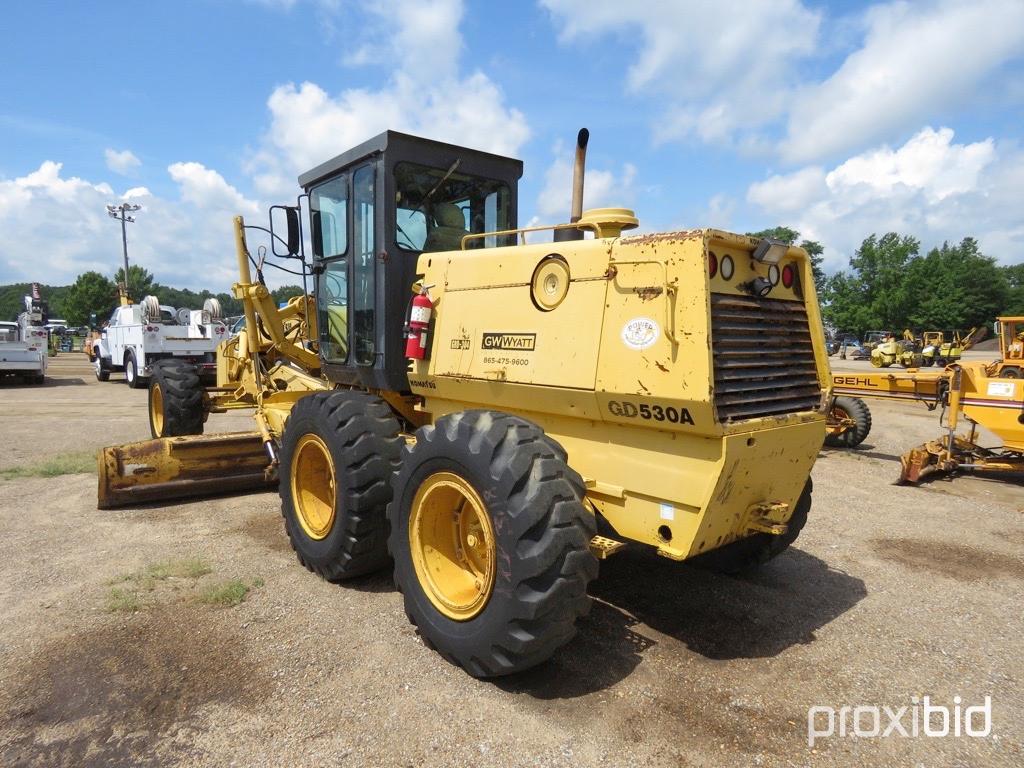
[711,293,821,422]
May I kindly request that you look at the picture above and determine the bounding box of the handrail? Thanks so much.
[460,221,601,249]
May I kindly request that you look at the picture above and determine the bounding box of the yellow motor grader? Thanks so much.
[991,316,1024,378]
[98,130,833,677]
[828,362,1024,482]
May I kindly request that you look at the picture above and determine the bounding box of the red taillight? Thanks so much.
[781,264,795,288]
[145,325,158,332]
[708,252,718,278]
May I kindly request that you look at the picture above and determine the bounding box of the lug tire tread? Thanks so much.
[279,390,403,581]
[149,360,204,437]
[388,410,597,678]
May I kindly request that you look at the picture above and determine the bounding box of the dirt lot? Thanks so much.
[0,353,1021,767]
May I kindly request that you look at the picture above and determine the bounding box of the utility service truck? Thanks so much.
[0,289,49,384]
[93,295,227,387]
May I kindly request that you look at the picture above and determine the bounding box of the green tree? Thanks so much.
[62,272,117,327]
[0,283,73,322]
[821,232,920,335]
[746,226,826,286]
[114,265,156,300]
[271,284,306,305]
[1002,263,1024,315]
[903,238,1009,330]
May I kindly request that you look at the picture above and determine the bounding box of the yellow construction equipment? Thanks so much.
[98,129,832,677]
[990,316,1024,378]
[920,327,984,367]
[828,363,1024,482]
[870,329,921,368]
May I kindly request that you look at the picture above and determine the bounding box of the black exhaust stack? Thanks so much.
[554,128,589,243]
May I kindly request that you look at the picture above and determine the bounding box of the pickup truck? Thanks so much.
[0,297,49,384]
[93,296,227,388]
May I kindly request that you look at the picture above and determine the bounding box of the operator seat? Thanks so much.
[423,203,468,252]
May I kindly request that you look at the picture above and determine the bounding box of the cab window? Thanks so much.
[310,175,348,259]
[394,162,512,252]
[352,164,376,366]
[318,258,348,363]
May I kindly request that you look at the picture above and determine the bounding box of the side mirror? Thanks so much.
[286,207,300,256]
[270,204,302,258]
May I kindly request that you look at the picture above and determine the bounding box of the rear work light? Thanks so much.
[720,255,735,281]
[781,264,795,288]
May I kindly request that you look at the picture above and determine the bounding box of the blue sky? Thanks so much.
[1,0,1022,291]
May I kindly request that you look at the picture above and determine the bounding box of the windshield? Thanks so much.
[394,161,512,252]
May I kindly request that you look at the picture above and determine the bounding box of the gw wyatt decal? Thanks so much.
[481,332,536,351]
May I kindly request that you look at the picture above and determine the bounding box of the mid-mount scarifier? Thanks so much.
[99,129,835,677]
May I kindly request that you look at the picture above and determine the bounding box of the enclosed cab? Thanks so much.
[297,130,523,393]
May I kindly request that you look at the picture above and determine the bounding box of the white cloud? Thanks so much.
[104,148,141,175]
[781,0,1024,162]
[748,166,828,214]
[747,127,1020,270]
[541,0,821,147]
[0,161,261,291]
[536,141,636,221]
[249,0,528,198]
[168,162,259,215]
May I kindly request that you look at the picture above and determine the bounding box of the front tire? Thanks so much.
[149,360,204,437]
[279,390,403,581]
[824,396,872,448]
[124,350,144,389]
[1001,366,1020,379]
[94,356,110,382]
[388,411,598,678]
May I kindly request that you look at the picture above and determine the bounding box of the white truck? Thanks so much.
[0,294,49,385]
[94,295,227,388]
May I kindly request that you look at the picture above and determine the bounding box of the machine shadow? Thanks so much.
[501,545,866,700]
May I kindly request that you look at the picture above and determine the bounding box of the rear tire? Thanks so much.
[279,390,403,581]
[693,479,812,575]
[824,396,872,448]
[124,350,144,389]
[94,356,110,382]
[388,410,598,677]
[148,360,204,437]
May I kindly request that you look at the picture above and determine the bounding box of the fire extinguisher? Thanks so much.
[405,284,434,360]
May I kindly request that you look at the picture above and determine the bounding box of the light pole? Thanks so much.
[106,202,142,296]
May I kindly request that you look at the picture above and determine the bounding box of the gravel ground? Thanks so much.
[0,353,1021,767]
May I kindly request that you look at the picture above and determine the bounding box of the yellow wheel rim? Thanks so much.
[150,384,164,436]
[409,472,496,621]
[290,434,336,540]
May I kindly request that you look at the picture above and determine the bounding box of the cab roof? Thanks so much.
[297,130,524,190]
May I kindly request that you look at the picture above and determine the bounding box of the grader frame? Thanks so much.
[99,129,834,677]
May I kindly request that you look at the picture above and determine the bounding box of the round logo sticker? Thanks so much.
[621,317,660,350]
